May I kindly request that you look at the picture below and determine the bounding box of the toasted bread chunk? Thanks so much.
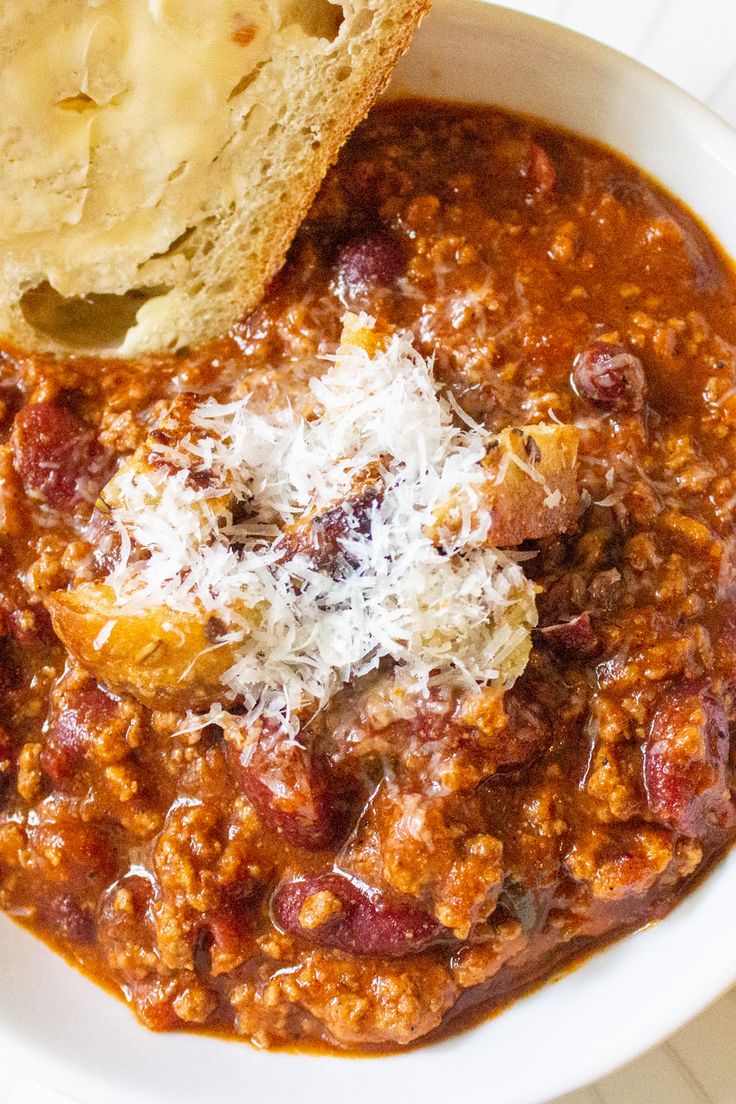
[97,393,232,519]
[433,424,580,548]
[484,424,579,545]
[47,583,243,711]
[0,0,428,356]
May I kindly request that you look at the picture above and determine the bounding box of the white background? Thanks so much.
[6,3,736,1102]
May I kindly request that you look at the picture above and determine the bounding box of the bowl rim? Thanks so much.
[4,5,736,1104]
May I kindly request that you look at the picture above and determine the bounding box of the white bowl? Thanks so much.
[5,4,736,1103]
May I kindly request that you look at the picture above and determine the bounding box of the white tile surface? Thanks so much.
[0,1070,19,1103]
[709,65,736,124]
[596,1046,710,1104]
[7,2,736,1102]
[4,1081,72,1104]
[559,0,671,56]
[637,0,736,102]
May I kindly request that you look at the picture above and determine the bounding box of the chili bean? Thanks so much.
[7,603,55,646]
[207,906,249,954]
[232,727,335,850]
[336,231,406,299]
[204,901,253,973]
[11,401,109,509]
[277,486,381,577]
[29,814,116,884]
[272,872,440,956]
[42,686,117,788]
[644,679,734,836]
[498,688,552,769]
[526,142,557,199]
[131,978,182,1032]
[42,893,95,944]
[457,683,552,771]
[97,873,155,976]
[572,340,647,411]
[536,612,599,658]
[605,174,648,208]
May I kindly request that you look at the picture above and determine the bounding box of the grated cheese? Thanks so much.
[103,316,538,734]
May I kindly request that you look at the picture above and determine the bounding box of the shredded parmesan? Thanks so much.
[104,317,538,734]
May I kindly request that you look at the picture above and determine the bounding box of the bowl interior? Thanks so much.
[4,5,736,1104]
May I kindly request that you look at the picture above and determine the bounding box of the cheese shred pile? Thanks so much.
[106,318,538,732]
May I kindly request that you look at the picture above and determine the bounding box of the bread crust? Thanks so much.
[0,0,429,356]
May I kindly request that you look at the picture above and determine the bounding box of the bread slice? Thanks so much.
[0,0,429,356]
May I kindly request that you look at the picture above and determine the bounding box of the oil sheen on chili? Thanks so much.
[2,100,736,1052]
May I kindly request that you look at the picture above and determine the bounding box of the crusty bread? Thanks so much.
[0,0,429,356]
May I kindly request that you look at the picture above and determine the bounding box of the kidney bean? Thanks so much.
[536,612,599,658]
[42,685,118,788]
[572,340,647,411]
[7,603,55,646]
[497,687,552,769]
[277,487,382,577]
[272,872,440,956]
[202,898,253,974]
[207,905,250,955]
[232,727,335,850]
[525,142,557,199]
[97,873,155,976]
[605,174,648,207]
[400,683,550,786]
[29,813,116,884]
[42,893,95,944]
[336,231,406,300]
[11,401,110,509]
[130,978,182,1032]
[644,679,734,837]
